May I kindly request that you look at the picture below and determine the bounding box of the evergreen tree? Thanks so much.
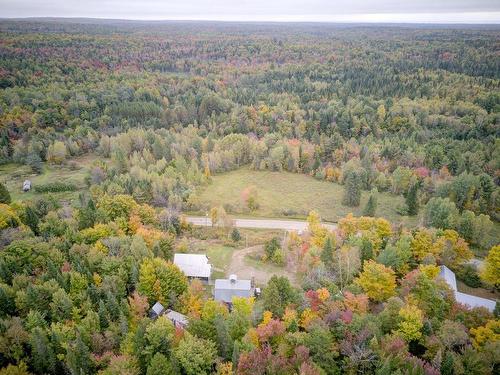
[320,237,334,269]
[231,228,241,243]
[66,335,93,375]
[0,182,11,204]
[343,170,362,207]
[30,327,57,374]
[147,353,174,375]
[24,206,40,236]
[215,314,233,360]
[406,182,419,216]
[232,340,240,369]
[363,188,378,217]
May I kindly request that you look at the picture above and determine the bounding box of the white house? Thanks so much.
[174,253,211,281]
[438,265,496,312]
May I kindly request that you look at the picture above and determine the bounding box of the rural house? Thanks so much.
[214,274,253,304]
[173,253,211,281]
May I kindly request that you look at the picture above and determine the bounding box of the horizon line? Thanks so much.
[2,12,500,25]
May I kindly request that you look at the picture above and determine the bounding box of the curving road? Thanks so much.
[185,216,336,232]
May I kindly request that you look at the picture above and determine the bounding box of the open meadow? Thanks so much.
[196,167,420,226]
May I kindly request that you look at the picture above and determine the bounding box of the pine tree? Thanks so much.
[24,206,40,236]
[231,228,241,243]
[0,182,11,204]
[363,189,378,217]
[343,171,362,207]
[406,183,419,216]
[231,340,240,369]
[30,327,57,374]
[321,237,334,269]
[147,353,174,375]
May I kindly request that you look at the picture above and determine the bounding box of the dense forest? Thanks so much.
[0,20,499,374]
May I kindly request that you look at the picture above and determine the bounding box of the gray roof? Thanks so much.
[214,278,252,303]
[174,253,211,278]
[165,310,189,326]
[439,265,496,312]
[439,265,457,291]
[455,292,496,312]
[151,301,165,316]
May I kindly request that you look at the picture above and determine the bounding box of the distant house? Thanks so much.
[23,180,31,192]
[149,301,165,319]
[214,274,253,304]
[438,265,496,312]
[165,310,189,328]
[174,253,211,281]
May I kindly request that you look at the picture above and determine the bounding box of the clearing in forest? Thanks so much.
[196,167,420,227]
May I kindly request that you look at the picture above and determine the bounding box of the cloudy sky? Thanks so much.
[2,0,500,23]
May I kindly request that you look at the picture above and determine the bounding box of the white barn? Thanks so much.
[439,265,496,312]
[174,253,211,281]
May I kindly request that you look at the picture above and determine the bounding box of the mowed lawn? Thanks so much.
[0,154,97,203]
[197,168,420,226]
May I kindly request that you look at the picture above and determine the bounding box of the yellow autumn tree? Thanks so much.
[411,229,443,262]
[470,319,500,349]
[307,210,328,248]
[355,260,396,302]
[395,304,424,342]
[480,245,500,287]
[439,229,473,269]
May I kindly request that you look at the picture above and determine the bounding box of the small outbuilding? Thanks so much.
[174,253,211,281]
[23,180,31,192]
[214,274,253,305]
[165,310,189,328]
[149,301,165,319]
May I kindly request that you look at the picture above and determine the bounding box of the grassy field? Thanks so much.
[0,154,96,203]
[195,168,420,227]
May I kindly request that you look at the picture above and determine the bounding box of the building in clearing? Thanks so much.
[23,180,31,192]
[214,274,253,304]
[149,301,189,328]
[173,253,211,281]
[149,301,165,319]
[438,265,496,312]
[165,309,189,328]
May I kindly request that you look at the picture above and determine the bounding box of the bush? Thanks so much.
[34,182,77,193]
[231,228,241,242]
[457,264,482,288]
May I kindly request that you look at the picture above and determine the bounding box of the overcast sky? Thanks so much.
[2,0,500,23]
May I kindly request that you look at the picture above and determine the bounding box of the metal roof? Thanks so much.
[455,292,496,312]
[439,265,496,312]
[174,253,211,278]
[165,310,189,326]
[214,277,252,303]
[439,265,457,291]
[151,301,165,316]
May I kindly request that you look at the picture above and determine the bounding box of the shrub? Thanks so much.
[456,264,482,288]
[34,182,77,193]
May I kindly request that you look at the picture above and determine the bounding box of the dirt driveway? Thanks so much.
[226,245,297,286]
